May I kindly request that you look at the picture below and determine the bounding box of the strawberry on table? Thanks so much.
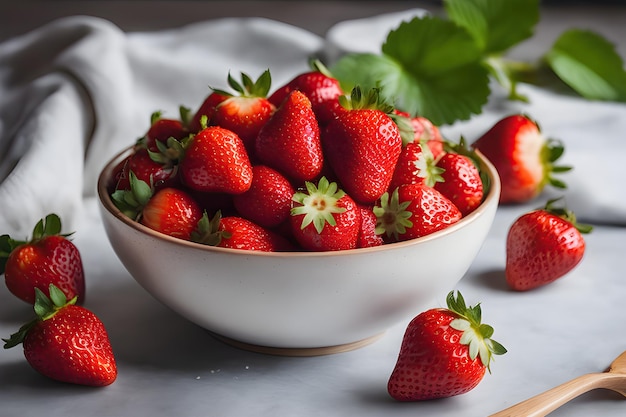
[506,198,592,291]
[0,214,85,305]
[322,86,403,205]
[3,284,117,387]
[290,177,361,251]
[472,113,571,204]
[180,125,253,194]
[256,90,323,182]
[388,291,506,401]
[374,184,462,242]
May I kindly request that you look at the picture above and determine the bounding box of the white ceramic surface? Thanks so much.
[97,146,500,352]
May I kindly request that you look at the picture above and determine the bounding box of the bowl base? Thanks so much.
[209,332,386,356]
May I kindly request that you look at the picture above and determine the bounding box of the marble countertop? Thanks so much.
[1,2,625,416]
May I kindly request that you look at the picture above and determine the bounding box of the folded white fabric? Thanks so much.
[0,10,624,240]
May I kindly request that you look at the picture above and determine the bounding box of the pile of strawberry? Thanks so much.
[108,63,486,252]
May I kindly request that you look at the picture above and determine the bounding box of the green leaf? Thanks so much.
[42,213,62,236]
[331,16,490,125]
[444,0,539,54]
[545,29,626,101]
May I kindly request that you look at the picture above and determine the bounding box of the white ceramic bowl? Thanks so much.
[97,147,500,355]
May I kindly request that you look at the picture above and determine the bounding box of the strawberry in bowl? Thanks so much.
[96,68,501,354]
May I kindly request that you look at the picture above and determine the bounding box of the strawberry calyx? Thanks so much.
[0,214,70,274]
[541,198,593,234]
[190,210,231,246]
[445,291,507,373]
[3,284,77,349]
[110,171,154,221]
[414,140,445,187]
[291,177,347,234]
[541,138,572,190]
[373,188,413,240]
[340,86,414,144]
[339,86,394,113]
[212,70,272,99]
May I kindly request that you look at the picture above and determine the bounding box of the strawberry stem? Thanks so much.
[542,198,593,234]
[190,210,230,246]
[2,284,77,349]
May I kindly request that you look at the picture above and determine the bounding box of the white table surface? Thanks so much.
[1,2,626,416]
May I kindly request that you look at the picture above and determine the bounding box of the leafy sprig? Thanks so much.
[330,0,626,126]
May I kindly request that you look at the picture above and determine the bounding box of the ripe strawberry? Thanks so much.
[143,109,190,153]
[394,110,443,142]
[0,214,85,305]
[290,177,361,251]
[141,187,203,240]
[388,141,444,191]
[232,165,295,229]
[189,90,230,133]
[3,285,117,387]
[388,291,506,401]
[393,110,444,158]
[357,205,384,248]
[111,173,203,240]
[434,141,484,216]
[374,184,462,242]
[180,126,253,194]
[506,198,592,291]
[114,147,178,192]
[191,212,292,252]
[256,90,323,182]
[472,113,570,204]
[268,60,344,126]
[322,87,403,204]
[208,71,276,154]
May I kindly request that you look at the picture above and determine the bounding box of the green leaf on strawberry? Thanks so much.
[291,177,347,234]
[3,284,77,349]
[213,69,272,98]
[373,188,412,240]
[446,291,506,372]
[0,213,70,274]
[111,171,154,220]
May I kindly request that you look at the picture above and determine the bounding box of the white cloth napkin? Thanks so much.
[1,10,624,239]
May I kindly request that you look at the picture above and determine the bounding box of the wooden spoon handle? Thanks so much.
[489,373,602,417]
